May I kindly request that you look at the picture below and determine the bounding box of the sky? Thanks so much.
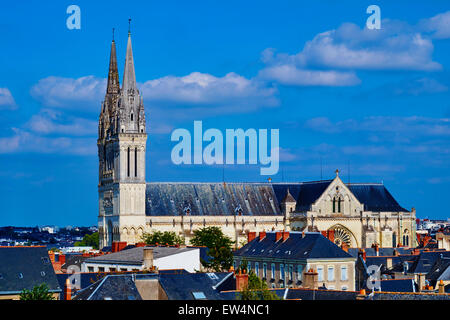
[0,0,449,226]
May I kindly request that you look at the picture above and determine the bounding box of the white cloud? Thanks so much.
[26,109,97,136]
[0,128,96,155]
[140,72,279,115]
[261,19,442,77]
[258,64,360,86]
[305,116,450,137]
[419,11,450,39]
[0,88,17,109]
[30,76,106,111]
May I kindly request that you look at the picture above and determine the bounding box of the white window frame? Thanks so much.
[317,266,324,282]
[341,265,348,281]
[327,266,335,281]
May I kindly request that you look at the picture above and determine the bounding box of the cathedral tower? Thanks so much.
[98,29,147,248]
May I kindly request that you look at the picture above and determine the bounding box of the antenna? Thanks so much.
[128,18,132,34]
[112,28,115,41]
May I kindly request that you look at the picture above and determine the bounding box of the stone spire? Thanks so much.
[106,33,120,95]
[122,30,137,95]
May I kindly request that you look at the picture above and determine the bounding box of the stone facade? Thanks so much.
[97,33,416,250]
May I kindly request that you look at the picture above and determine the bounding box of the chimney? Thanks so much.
[59,254,66,265]
[275,231,283,242]
[259,231,266,241]
[282,231,289,242]
[235,270,249,291]
[112,242,118,253]
[438,280,445,294]
[393,249,399,256]
[386,258,392,269]
[247,232,256,243]
[341,242,349,252]
[302,268,318,289]
[359,249,366,262]
[321,231,327,238]
[48,251,55,263]
[327,230,335,243]
[374,243,379,256]
[417,273,426,292]
[143,248,154,270]
[135,242,146,247]
[117,242,127,252]
[302,231,306,238]
[64,278,72,301]
[356,289,366,300]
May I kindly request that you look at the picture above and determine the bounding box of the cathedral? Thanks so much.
[97,31,417,250]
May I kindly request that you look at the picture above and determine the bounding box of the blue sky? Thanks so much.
[1,0,450,226]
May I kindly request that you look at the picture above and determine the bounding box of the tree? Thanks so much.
[20,283,55,300]
[190,226,234,272]
[237,272,280,300]
[141,230,184,246]
[74,232,99,249]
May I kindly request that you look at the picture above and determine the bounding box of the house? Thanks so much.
[233,231,356,291]
[72,271,237,300]
[81,246,200,273]
[0,246,61,300]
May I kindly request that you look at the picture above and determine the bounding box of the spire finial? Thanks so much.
[128,18,132,35]
[112,27,115,42]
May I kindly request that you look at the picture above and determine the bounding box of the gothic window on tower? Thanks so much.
[131,113,134,121]
[135,147,138,177]
[127,147,130,177]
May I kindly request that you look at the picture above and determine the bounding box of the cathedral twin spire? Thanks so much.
[101,24,145,137]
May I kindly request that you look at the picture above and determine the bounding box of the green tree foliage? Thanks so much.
[74,232,99,250]
[190,226,234,272]
[141,230,185,246]
[20,283,55,300]
[238,272,280,300]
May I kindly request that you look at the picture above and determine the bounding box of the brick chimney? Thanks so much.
[282,231,289,242]
[64,278,72,300]
[374,243,379,256]
[48,251,55,263]
[135,242,146,247]
[302,268,318,289]
[341,242,349,252]
[112,241,127,253]
[275,231,283,242]
[321,231,327,238]
[247,232,256,243]
[327,230,335,243]
[438,280,445,294]
[143,248,154,270]
[359,249,366,262]
[259,231,266,241]
[59,254,66,265]
[236,269,249,291]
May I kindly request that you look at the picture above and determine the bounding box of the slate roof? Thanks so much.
[234,232,354,260]
[0,246,61,295]
[409,251,450,274]
[74,272,233,300]
[347,184,408,212]
[73,274,144,300]
[348,247,413,257]
[85,246,197,265]
[146,183,281,216]
[369,292,450,300]
[56,272,106,300]
[158,272,234,300]
[145,180,408,216]
[379,279,416,293]
[285,288,358,300]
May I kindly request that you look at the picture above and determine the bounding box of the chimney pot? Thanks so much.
[247,232,257,243]
[282,231,289,242]
[143,248,154,270]
[64,278,72,301]
[259,231,266,241]
[275,231,283,242]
